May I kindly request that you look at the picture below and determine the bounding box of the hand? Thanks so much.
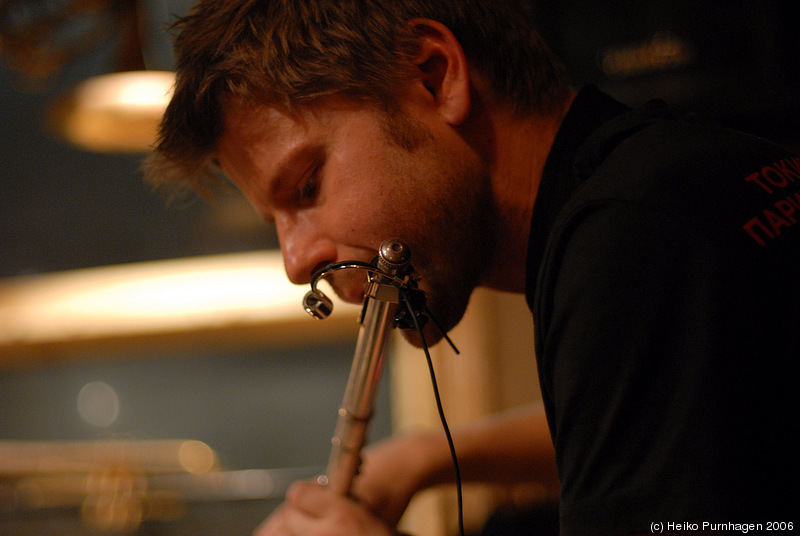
[352,432,445,526]
[253,480,394,536]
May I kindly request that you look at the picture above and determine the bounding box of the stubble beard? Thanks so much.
[378,107,497,348]
[398,166,496,349]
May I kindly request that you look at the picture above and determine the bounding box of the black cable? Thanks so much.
[420,304,460,356]
[401,290,465,536]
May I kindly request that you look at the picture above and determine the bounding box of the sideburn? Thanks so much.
[379,108,435,152]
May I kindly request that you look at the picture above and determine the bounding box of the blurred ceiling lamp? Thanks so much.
[0,0,175,152]
[49,69,174,152]
[0,252,361,365]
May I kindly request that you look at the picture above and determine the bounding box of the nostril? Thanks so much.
[311,260,335,277]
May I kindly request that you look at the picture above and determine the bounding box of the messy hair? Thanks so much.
[145,0,570,192]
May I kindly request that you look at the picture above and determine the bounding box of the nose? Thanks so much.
[275,214,336,285]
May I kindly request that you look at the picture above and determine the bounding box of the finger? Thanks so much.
[285,480,334,516]
[282,487,391,536]
[252,504,290,536]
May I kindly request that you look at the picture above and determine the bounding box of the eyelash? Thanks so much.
[298,170,319,204]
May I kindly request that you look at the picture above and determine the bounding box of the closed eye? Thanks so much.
[296,160,323,207]
[299,175,318,202]
[262,143,324,212]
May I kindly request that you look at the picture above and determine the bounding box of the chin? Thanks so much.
[399,322,445,349]
[396,291,467,350]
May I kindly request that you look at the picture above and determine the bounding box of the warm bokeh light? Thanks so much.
[49,70,175,153]
[0,252,360,359]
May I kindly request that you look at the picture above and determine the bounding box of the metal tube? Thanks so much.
[321,296,398,495]
[306,239,412,496]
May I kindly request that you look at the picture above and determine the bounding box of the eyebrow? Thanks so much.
[267,142,325,205]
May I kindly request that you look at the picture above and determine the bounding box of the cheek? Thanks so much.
[323,152,411,242]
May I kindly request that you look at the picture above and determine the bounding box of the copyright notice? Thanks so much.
[650,521,794,533]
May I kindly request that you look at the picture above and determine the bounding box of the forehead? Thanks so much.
[215,95,389,207]
[219,94,377,146]
[219,98,304,154]
[216,96,377,173]
[215,98,315,193]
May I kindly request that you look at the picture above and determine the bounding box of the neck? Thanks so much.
[468,93,575,293]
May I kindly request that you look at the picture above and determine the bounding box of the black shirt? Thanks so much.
[525,86,799,535]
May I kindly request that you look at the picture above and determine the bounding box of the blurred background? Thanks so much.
[0,1,388,534]
[0,0,798,535]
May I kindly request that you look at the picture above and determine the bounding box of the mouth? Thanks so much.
[323,269,368,305]
[307,258,369,304]
[335,285,366,305]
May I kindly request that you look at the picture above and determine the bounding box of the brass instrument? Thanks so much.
[302,239,423,495]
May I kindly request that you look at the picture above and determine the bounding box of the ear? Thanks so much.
[407,18,471,126]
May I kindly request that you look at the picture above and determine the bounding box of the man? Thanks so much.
[146,1,799,535]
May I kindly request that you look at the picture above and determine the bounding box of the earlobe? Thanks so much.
[408,18,471,126]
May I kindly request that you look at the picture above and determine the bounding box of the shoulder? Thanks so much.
[561,118,800,252]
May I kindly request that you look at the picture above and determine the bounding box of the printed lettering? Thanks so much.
[775,200,797,223]
[741,157,800,246]
[743,217,775,246]
[763,209,792,235]
[743,190,800,246]
[744,157,800,193]
[667,521,699,531]
[786,156,800,177]
[774,157,800,182]
[762,166,788,188]
[745,172,773,193]
[790,192,800,210]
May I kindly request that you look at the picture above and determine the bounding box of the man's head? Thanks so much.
[146,0,571,344]
[146,0,569,191]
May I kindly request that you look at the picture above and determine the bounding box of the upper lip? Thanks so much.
[311,261,332,279]
[317,266,367,304]
[333,283,366,304]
